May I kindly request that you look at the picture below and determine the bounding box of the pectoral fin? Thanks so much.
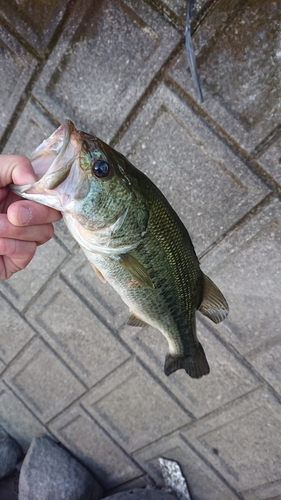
[198,274,229,324]
[118,253,154,288]
[90,262,106,283]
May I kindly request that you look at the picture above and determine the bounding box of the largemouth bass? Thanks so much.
[10,120,228,378]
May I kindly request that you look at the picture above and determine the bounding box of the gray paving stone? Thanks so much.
[0,426,23,479]
[0,296,35,364]
[3,99,58,157]
[243,478,281,500]
[181,387,281,494]
[19,436,103,500]
[246,339,281,398]
[168,0,281,152]
[161,0,212,25]
[0,24,37,142]
[0,236,69,312]
[32,0,180,143]
[105,476,154,496]
[0,361,5,375]
[118,318,259,419]
[82,357,190,453]
[4,338,85,423]
[0,382,47,452]
[26,270,130,387]
[106,487,177,499]
[118,82,269,254]
[0,0,280,496]
[201,198,281,356]
[160,0,187,19]
[50,406,143,489]
[134,434,239,500]
[257,136,281,186]
[0,0,71,55]
[59,250,129,328]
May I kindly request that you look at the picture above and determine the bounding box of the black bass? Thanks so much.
[10,120,228,378]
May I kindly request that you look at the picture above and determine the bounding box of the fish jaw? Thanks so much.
[9,120,85,212]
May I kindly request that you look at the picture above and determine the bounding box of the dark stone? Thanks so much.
[0,470,19,500]
[0,427,23,479]
[18,436,103,500]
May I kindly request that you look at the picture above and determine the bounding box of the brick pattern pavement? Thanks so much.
[1,1,281,498]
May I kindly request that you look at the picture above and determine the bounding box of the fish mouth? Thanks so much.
[10,119,82,210]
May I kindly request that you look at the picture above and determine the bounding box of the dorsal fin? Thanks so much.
[198,274,229,324]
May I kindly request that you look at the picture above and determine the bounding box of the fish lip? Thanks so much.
[11,120,79,194]
[9,119,81,210]
[30,119,76,177]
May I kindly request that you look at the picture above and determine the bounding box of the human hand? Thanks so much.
[0,155,62,280]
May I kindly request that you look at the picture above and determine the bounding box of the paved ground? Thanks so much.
[0,0,281,498]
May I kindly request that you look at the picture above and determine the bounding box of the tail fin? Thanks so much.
[164,342,210,379]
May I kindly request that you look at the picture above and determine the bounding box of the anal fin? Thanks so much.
[198,274,229,324]
[127,312,149,327]
[164,342,210,379]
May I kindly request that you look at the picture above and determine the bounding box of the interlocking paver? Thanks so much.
[50,405,143,488]
[201,198,281,356]
[0,382,47,452]
[82,357,190,453]
[119,319,259,419]
[0,0,280,496]
[134,434,239,500]
[152,0,212,28]
[0,24,37,142]
[32,0,180,143]
[26,270,131,387]
[181,387,281,496]
[0,0,71,55]
[243,478,281,500]
[257,136,281,187]
[0,234,69,311]
[59,250,129,328]
[3,99,59,157]
[0,297,35,364]
[4,338,85,423]
[118,82,269,254]
[168,0,281,152]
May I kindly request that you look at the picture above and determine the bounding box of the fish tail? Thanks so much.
[164,342,210,378]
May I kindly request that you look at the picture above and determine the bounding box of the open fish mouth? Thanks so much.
[10,119,82,210]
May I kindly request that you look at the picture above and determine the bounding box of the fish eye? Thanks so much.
[92,159,110,178]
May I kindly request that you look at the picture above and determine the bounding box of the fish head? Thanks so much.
[10,120,149,246]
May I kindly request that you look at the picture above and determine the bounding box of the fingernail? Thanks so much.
[18,207,32,225]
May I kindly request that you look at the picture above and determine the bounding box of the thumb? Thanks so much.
[0,155,37,188]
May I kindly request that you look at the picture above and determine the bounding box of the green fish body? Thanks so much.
[10,120,228,378]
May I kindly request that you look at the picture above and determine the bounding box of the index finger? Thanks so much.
[0,155,37,188]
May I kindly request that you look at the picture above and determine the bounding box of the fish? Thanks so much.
[10,120,228,378]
